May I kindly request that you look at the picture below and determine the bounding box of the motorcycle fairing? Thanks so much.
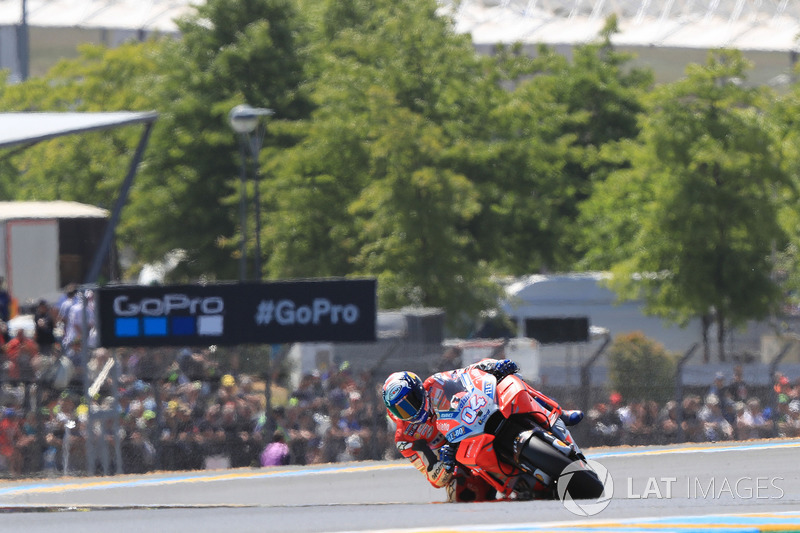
[456,433,519,496]
[434,371,500,443]
[496,375,561,428]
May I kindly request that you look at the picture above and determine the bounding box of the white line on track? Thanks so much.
[0,439,797,497]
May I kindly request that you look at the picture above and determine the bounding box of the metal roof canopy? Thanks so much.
[0,110,158,283]
[0,111,158,148]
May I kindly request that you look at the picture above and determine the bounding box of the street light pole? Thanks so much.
[229,104,273,281]
[229,103,276,443]
[248,131,265,279]
[19,0,29,81]
[237,137,248,281]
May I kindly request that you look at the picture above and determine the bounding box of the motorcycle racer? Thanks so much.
[382,359,584,502]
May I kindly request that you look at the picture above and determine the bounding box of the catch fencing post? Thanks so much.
[579,332,611,415]
[769,340,794,437]
[674,343,698,443]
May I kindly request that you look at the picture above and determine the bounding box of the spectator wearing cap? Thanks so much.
[708,371,727,398]
[774,373,791,397]
[336,433,364,462]
[63,290,97,361]
[736,398,770,439]
[699,394,733,441]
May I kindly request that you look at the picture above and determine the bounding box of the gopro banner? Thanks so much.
[97,279,376,347]
[238,278,376,344]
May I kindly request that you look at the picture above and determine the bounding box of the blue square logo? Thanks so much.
[115,318,140,337]
[172,316,196,336]
[143,317,168,336]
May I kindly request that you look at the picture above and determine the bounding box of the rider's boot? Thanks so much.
[560,410,584,426]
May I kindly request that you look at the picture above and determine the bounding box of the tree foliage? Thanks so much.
[264,0,508,331]
[0,41,163,209]
[608,332,675,404]
[584,50,788,361]
[3,3,797,341]
[125,0,310,279]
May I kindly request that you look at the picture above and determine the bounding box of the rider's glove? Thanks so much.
[438,444,456,473]
[494,359,519,377]
[478,358,519,379]
[560,409,584,426]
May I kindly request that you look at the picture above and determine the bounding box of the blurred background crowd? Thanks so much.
[1,295,799,479]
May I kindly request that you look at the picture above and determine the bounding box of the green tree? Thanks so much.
[585,50,788,362]
[608,332,675,404]
[0,0,311,281]
[124,0,311,280]
[0,41,163,209]
[765,73,800,312]
[267,0,505,331]
[461,17,651,275]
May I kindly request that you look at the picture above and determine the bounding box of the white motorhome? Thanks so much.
[0,201,112,306]
[500,272,702,354]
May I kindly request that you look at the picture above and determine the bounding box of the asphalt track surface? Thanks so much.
[0,439,799,533]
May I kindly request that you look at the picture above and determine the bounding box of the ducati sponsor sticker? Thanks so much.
[483,380,495,399]
[431,388,444,408]
[446,426,471,441]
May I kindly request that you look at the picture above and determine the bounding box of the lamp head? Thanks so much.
[229,104,274,134]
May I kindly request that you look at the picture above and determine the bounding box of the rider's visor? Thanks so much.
[389,394,423,421]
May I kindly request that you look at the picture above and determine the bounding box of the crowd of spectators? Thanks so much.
[584,365,800,447]
[0,341,396,477]
[1,286,800,478]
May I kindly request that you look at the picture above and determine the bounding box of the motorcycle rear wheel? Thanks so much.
[518,434,604,500]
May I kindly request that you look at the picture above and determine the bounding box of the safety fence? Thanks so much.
[1,340,799,479]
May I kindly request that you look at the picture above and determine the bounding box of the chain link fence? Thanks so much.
[2,332,800,479]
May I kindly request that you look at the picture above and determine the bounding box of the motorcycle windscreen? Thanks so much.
[433,373,498,443]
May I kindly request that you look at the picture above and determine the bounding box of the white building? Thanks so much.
[1,0,799,83]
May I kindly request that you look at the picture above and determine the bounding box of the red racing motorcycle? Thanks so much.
[434,367,605,501]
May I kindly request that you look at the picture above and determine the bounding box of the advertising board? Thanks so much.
[96,279,376,347]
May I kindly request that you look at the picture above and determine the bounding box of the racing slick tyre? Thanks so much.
[517,432,604,500]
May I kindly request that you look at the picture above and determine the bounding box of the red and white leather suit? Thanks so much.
[388,360,503,502]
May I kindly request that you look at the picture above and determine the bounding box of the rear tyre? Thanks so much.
[560,468,604,500]
[517,433,604,500]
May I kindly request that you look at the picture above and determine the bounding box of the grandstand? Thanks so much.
[443,0,800,84]
[0,0,799,83]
